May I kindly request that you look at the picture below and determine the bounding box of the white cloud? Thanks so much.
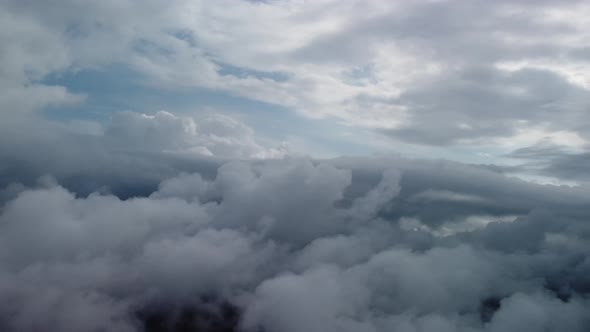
[105,111,287,159]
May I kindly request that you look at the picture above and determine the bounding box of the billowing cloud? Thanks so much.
[105,111,286,158]
[1,136,590,331]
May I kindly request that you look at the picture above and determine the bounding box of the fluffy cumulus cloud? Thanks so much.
[105,111,286,158]
[1,137,590,331]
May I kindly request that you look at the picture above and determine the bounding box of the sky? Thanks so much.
[1,1,590,332]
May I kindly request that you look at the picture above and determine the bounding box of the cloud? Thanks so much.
[105,111,285,159]
[506,142,590,184]
[2,1,590,331]
[382,66,590,145]
[1,141,590,331]
[3,0,590,153]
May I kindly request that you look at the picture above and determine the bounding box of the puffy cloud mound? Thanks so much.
[105,111,286,159]
[1,154,590,332]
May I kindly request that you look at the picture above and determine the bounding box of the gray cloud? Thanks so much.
[3,0,590,153]
[1,126,590,331]
[382,66,590,145]
[0,111,287,200]
[506,143,590,183]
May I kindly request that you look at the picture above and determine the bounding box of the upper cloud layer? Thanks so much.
[3,0,590,153]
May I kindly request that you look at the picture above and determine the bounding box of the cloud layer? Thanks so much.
[1,143,590,331]
[4,0,590,144]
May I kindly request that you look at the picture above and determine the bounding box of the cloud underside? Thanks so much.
[1,128,590,332]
